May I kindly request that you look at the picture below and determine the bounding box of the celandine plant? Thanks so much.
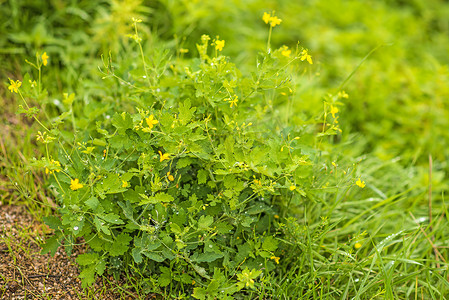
[12,14,363,299]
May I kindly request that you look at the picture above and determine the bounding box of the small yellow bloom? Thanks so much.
[8,79,22,93]
[145,115,159,130]
[215,39,225,51]
[354,242,362,249]
[338,91,349,98]
[270,16,282,27]
[300,49,313,64]
[356,178,366,188]
[262,12,271,24]
[122,181,129,188]
[274,214,279,219]
[330,105,339,118]
[179,48,189,54]
[332,162,337,167]
[70,178,84,191]
[41,52,49,66]
[229,95,238,108]
[167,172,174,181]
[270,256,280,264]
[159,151,170,162]
[281,46,291,57]
[45,168,50,175]
[289,185,296,191]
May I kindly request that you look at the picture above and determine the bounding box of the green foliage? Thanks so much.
[3,0,449,299]
[10,16,357,295]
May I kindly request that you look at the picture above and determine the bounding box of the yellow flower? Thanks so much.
[167,172,174,181]
[159,151,170,162]
[122,181,129,188]
[354,242,362,249]
[270,256,280,264]
[45,168,50,175]
[215,39,225,51]
[356,178,366,188]
[274,214,279,219]
[332,162,337,167]
[300,49,313,64]
[270,16,282,27]
[281,46,291,57]
[262,12,271,24]
[289,185,296,191]
[145,115,159,130]
[8,79,22,93]
[229,95,238,108]
[41,52,49,66]
[330,105,339,118]
[70,178,84,191]
[338,91,349,98]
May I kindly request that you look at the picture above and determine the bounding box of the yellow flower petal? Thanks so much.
[262,12,271,24]
[270,16,282,27]
[70,178,84,190]
[356,178,366,188]
[215,39,225,51]
[159,151,170,162]
[145,115,159,129]
[42,52,49,66]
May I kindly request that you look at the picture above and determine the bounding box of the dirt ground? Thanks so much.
[0,204,159,299]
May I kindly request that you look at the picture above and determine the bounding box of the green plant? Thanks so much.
[10,16,364,298]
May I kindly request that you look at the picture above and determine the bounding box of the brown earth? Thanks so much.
[0,204,161,299]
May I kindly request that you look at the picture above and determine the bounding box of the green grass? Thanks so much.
[1,0,449,299]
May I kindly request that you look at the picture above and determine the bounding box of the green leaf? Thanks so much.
[94,216,111,235]
[198,215,214,230]
[92,138,107,147]
[17,104,40,118]
[143,252,165,262]
[118,201,135,222]
[191,264,210,279]
[76,252,99,266]
[170,222,182,234]
[79,265,96,288]
[177,157,194,168]
[112,112,133,131]
[96,259,106,276]
[108,233,132,256]
[262,236,278,252]
[192,287,207,300]
[158,267,171,287]
[132,247,143,263]
[193,252,223,263]
[43,216,62,231]
[197,169,208,184]
[139,192,174,205]
[178,99,196,125]
[40,235,62,256]
[98,213,124,225]
[85,197,99,210]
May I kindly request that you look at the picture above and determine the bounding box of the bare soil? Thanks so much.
[0,204,159,299]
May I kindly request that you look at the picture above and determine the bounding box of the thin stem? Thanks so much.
[135,23,150,86]
[267,26,273,52]
[18,91,50,132]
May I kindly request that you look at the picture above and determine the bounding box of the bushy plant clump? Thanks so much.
[10,17,362,298]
